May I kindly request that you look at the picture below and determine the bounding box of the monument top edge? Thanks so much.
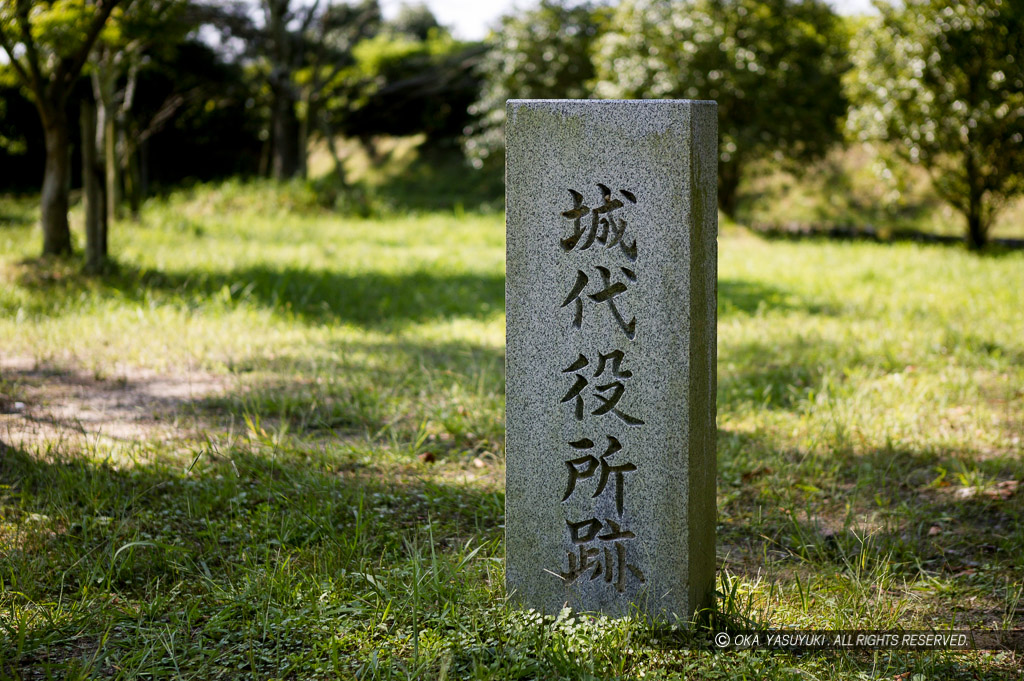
[507,99,716,106]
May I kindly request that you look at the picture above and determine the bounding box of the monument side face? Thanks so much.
[505,99,717,621]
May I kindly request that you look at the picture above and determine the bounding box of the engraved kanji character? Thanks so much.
[562,438,598,501]
[593,436,637,516]
[567,517,602,544]
[559,517,646,592]
[560,352,643,426]
[594,350,633,379]
[561,436,637,516]
[560,270,589,329]
[607,187,638,261]
[593,381,645,426]
[588,266,636,340]
[559,545,602,582]
[560,189,591,251]
[560,185,638,260]
[560,354,589,420]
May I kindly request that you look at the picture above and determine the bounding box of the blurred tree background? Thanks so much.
[2,0,1023,255]
[846,0,1024,250]
[592,0,848,217]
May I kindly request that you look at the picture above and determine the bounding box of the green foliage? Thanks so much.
[846,0,1024,249]
[92,0,188,60]
[593,0,849,215]
[0,0,118,102]
[462,1,602,169]
[322,29,483,144]
[385,2,441,41]
[0,0,128,86]
[12,0,101,57]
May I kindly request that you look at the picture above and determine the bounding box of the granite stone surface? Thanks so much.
[505,99,718,621]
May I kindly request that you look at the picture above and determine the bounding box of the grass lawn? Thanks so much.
[1,182,1022,679]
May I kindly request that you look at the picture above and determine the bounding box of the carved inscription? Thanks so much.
[560,352,644,426]
[562,436,637,515]
[558,518,645,593]
[559,184,638,260]
[556,185,646,593]
[559,266,638,339]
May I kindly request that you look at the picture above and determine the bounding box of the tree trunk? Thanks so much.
[359,134,384,167]
[963,150,988,251]
[271,85,300,180]
[81,98,107,272]
[718,157,741,218]
[139,137,150,202]
[966,209,987,251]
[321,119,346,186]
[259,133,272,178]
[40,111,73,256]
[105,112,121,223]
[118,63,139,220]
[94,67,121,225]
[297,88,311,180]
[126,143,142,221]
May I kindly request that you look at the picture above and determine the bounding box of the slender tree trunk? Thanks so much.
[359,134,383,167]
[81,98,107,272]
[105,112,121,223]
[139,137,150,202]
[40,110,73,256]
[294,89,309,179]
[966,207,987,251]
[118,63,138,220]
[321,119,346,186]
[259,133,272,178]
[265,0,299,180]
[271,85,300,180]
[94,66,121,225]
[964,151,988,251]
[126,143,142,220]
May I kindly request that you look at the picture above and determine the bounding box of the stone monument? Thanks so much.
[505,99,717,621]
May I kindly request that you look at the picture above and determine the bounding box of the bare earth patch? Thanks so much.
[0,354,229,456]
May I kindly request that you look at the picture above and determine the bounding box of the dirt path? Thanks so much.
[0,355,228,456]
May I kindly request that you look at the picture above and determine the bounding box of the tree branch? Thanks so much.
[298,0,322,36]
[120,60,139,116]
[137,86,204,143]
[59,0,131,91]
[14,0,44,94]
[0,26,34,93]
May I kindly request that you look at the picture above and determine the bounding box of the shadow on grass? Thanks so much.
[747,221,1024,253]
[717,429,1024,595]
[719,336,842,411]
[719,278,837,318]
[0,434,506,676]
[13,260,506,328]
[0,212,34,228]
[194,337,505,446]
[11,259,831,333]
